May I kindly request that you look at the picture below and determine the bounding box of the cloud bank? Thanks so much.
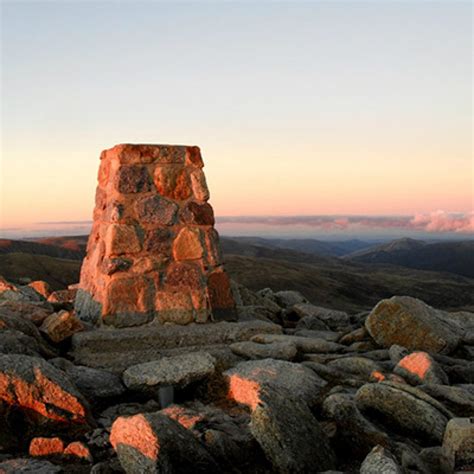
[217,211,474,234]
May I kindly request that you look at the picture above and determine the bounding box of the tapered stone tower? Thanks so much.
[75,144,236,328]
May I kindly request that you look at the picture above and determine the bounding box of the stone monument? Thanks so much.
[75,144,236,327]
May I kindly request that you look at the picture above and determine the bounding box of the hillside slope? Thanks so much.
[346,238,474,278]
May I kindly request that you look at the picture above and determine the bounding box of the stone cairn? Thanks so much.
[75,144,236,327]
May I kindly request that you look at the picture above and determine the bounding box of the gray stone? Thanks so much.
[69,320,281,373]
[303,361,367,388]
[419,384,474,417]
[0,330,41,357]
[230,340,297,361]
[419,446,452,474]
[356,382,451,444]
[365,296,461,354]
[50,358,125,402]
[236,305,279,324]
[322,393,390,457]
[328,356,383,380]
[74,288,102,325]
[388,344,409,364]
[0,458,62,473]
[294,329,342,342]
[135,195,179,225]
[123,352,216,391]
[250,386,335,473]
[224,358,326,408]
[442,417,474,470]
[0,300,53,326]
[338,327,368,345]
[293,303,351,330]
[0,312,55,357]
[360,445,402,474]
[273,290,308,308]
[251,333,343,354]
[110,411,219,473]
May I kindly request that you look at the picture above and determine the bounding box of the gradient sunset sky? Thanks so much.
[1,1,472,237]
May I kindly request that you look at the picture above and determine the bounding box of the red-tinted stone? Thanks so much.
[28,281,52,299]
[64,441,93,462]
[173,228,204,261]
[40,310,84,343]
[204,228,222,267]
[48,289,77,304]
[144,228,172,254]
[154,166,192,201]
[116,165,153,193]
[76,144,235,327]
[103,276,153,317]
[102,257,132,275]
[155,291,194,324]
[181,201,215,225]
[185,146,204,167]
[29,437,64,457]
[207,271,237,321]
[166,262,202,290]
[0,354,91,427]
[189,169,209,201]
[135,195,178,225]
[105,224,141,256]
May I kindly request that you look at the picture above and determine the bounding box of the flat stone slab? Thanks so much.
[123,352,216,391]
[69,320,281,373]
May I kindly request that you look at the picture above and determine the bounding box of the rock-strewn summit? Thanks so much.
[75,144,236,327]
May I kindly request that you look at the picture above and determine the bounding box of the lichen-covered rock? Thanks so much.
[394,351,448,385]
[50,358,125,402]
[0,330,42,357]
[360,445,402,474]
[110,411,219,473]
[40,310,84,343]
[419,384,474,417]
[443,417,474,470]
[327,356,383,380]
[250,387,335,473]
[123,352,216,392]
[365,296,460,354]
[69,320,281,373]
[273,290,308,308]
[0,458,62,473]
[322,393,390,458]
[230,340,297,361]
[0,300,53,326]
[0,354,91,429]
[0,311,55,357]
[251,333,343,354]
[224,358,326,409]
[293,303,351,330]
[356,381,451,444]
[27,281,52,300]
[48,289,77,305]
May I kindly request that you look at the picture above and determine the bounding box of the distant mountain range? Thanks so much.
[0,235,473,312]
[343,237,474,278]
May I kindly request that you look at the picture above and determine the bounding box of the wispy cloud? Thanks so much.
[217,212,474,234]
[409,211,474,233]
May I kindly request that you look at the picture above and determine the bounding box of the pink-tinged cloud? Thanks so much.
[217,212,474,234]
[409,211,474,233]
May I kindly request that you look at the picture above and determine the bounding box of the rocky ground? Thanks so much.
[0,275,473,473]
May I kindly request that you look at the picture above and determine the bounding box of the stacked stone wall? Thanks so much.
[75,144,236,327]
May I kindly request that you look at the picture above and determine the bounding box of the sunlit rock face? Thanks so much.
[75,144,236,327]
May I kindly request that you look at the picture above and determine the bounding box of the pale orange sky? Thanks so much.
[1,2,472,230]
